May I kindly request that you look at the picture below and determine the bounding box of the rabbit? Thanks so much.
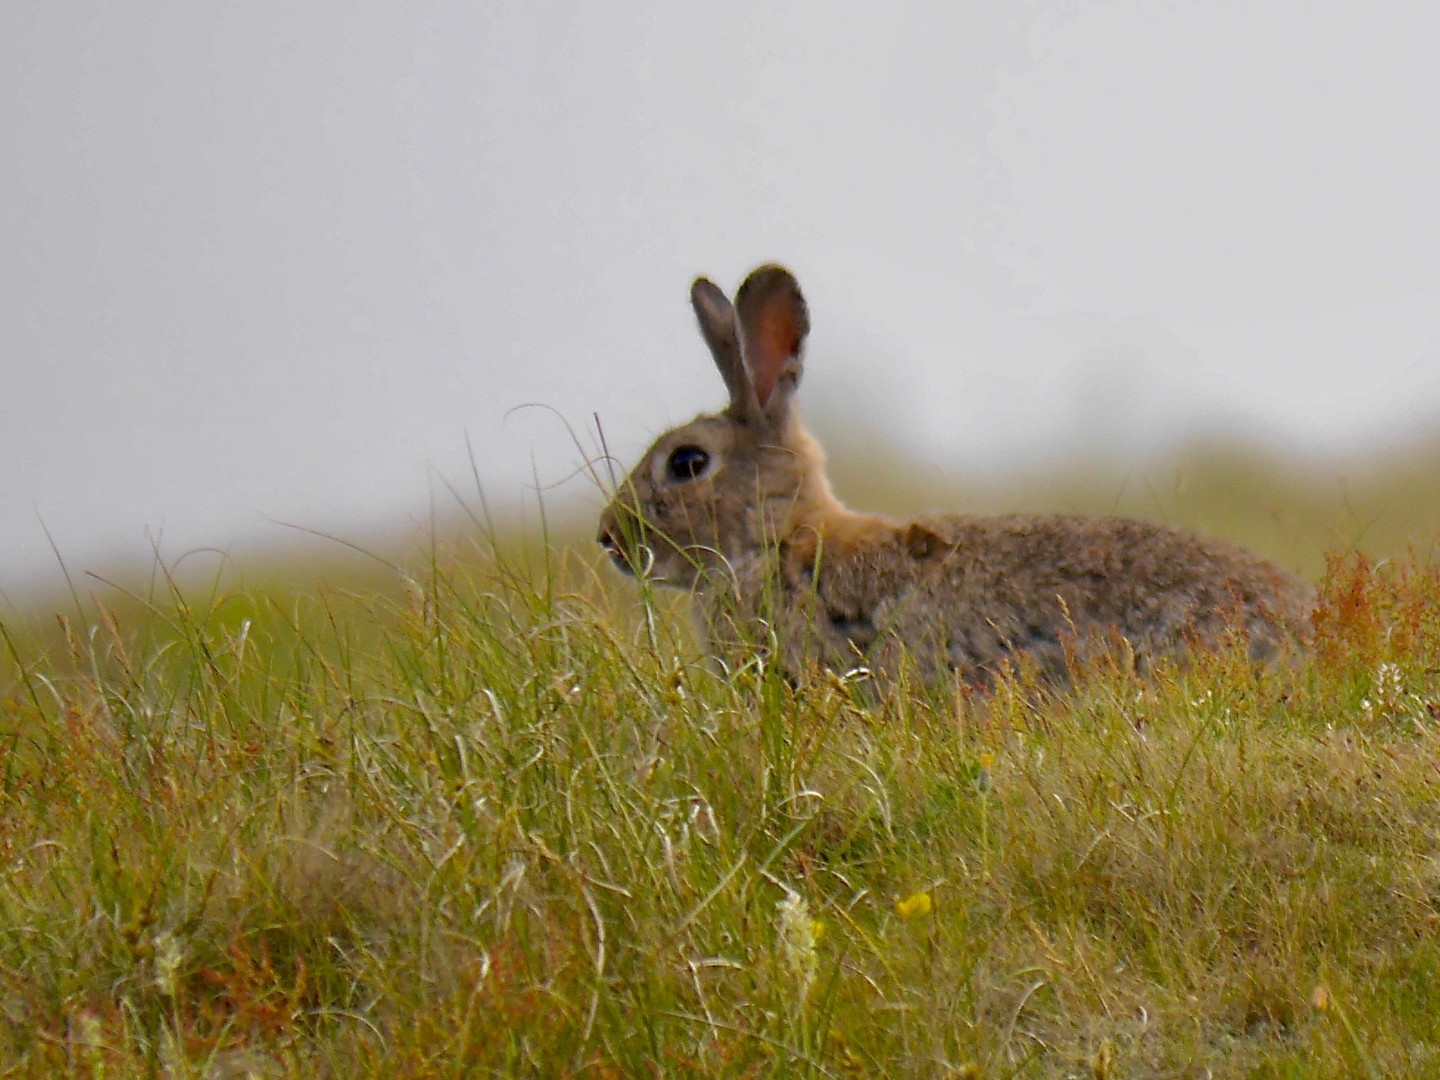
[596,264,1315,686]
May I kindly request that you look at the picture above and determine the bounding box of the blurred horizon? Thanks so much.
[6,417,1440,620]
[5,4,1438,599]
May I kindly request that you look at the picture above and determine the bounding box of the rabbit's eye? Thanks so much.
[666,445,711,482]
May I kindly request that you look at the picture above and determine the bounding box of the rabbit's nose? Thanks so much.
[597,520,635,575]
[596,509,620,550]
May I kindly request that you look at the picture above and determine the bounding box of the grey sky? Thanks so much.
[4,3,1438,591]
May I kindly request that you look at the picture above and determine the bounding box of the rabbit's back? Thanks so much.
[724,513,1314,684]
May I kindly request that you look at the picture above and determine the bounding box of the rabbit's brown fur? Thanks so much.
[598,264,1314,685]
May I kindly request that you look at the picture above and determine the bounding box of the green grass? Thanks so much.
[3,524,1440,1078]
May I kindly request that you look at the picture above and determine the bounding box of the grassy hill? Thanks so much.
[2,434,1440,1077]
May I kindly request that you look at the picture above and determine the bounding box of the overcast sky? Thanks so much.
[4,3,1439,592]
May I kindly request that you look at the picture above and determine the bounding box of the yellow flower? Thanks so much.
[896,891,932,920]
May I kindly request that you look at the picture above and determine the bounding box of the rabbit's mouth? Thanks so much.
[597,524,651,578]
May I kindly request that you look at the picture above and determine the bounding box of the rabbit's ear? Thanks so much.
[735,265,809,418]
[691,278,756,413]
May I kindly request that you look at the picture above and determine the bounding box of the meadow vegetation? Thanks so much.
[2,437,1440,1078]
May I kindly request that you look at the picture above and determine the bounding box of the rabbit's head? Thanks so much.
[597,265,841,588]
